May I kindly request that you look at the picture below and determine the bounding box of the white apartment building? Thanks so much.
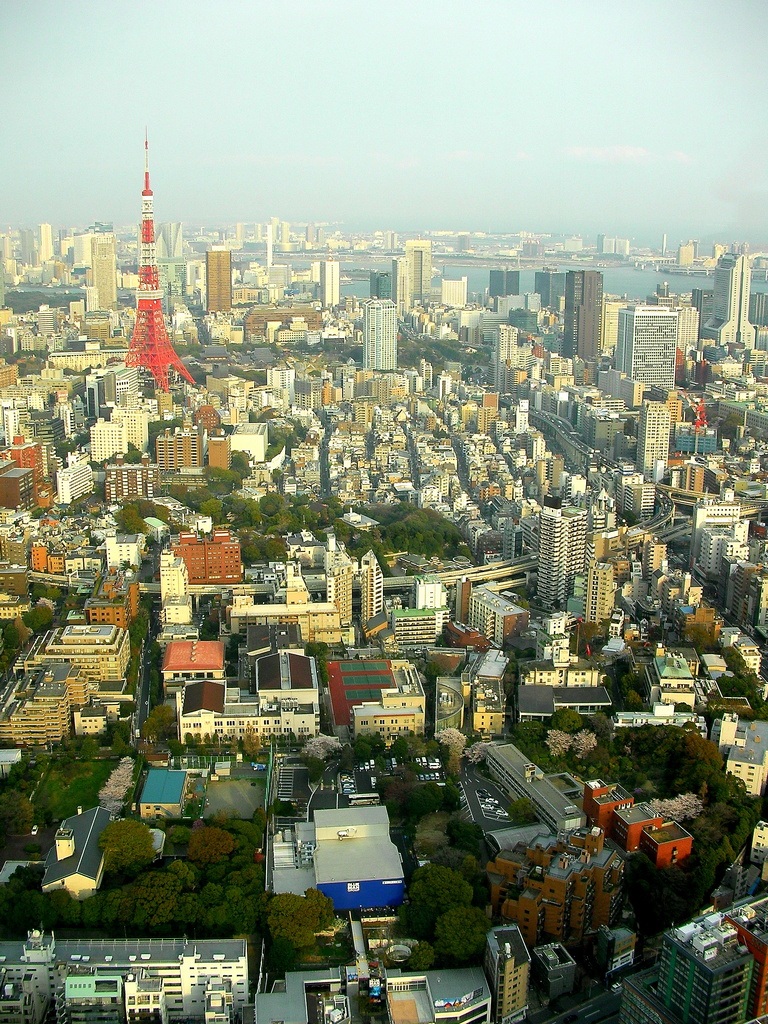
[56,453,94,505]
[363,299,397,371]
[537,499,588,609]
[712,714,768,796]
[637,401,671,481]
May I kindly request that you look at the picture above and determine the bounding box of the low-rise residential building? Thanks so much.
[23,625,130,694]
[42,806,111,899]
[644,647,696,708]
[83,571,139,630]
[583,779,693,867]
[0,664,94,746]
[612,703,708,735]
[516,685,612,722]
[486,827,624,945]
[712,713,768,796]
[519,658,601,687]
[531,943,577,1000]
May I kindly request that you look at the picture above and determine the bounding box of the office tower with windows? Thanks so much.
[537,497,588,608]
[206,247,232,312]
[363,299,397,371]
[702,252,755,348]
[535,270,565,310]
[157,222,183,259]
[369,270,392,299]
[404,239,432,306]
[319,259,340,308]
[38,223,53,262]
[564,270,603,360]
[616,305,678,387]
[637,401,671,481]
[392,257,410,316]
[489,268,520,299]
[91,233,117,310]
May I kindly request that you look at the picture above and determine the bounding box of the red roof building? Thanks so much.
[161,639,225,695]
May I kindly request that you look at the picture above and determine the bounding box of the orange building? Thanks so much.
[726,897,768,1020]
[583,779,693,867]
[487,828,624,946]
[171,529,242,584]
[84,572,140,630]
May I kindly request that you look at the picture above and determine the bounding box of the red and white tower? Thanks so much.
[126,136,193,392]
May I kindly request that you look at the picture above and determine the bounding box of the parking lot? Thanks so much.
[460,764,511,830]
[203,778,265,818]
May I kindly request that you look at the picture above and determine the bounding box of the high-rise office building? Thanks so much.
[620,908,753,1024]
[206,247,232,312]
[537,498,588,608]
[564,270,603,360]
[38,223,53,262]
[441,277,468,307]
[489,268,520,299]
[319,259,340,308]
[750,291,768,327]
[701,252,755,348]
[369,270,392,299]
[404,239,432,306]
[637,401,671,481]
[392,257,410,315]
[157,222,183,259]
[616,305,678,388]
[90,233,117,310]
[535,270,565,310]
[363,299,397,371]
[676,304,700,354]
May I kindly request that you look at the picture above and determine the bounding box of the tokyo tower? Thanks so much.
[126,136,194,392]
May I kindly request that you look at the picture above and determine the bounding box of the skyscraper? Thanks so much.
[369,270,392,299]
[156,222,183,259]
[38,223,53,262]
[489,268,520,299]
[585,562,615,625]
[392,257,410,316]
[206,247,232,312]
[534,270,565,310]
[616,305,678,387]
[537,498,588,609]
[319,259,340,308]
[564,270,603,360]
[363,299,397,371]
[702,252,755,348]
[360,550,383,626]
[404,239,432,306]
[90,233,117,310]
[637,402,671,481]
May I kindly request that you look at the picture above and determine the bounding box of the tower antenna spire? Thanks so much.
[126,134,193,392]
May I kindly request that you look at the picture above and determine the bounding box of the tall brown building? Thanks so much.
[171,530,242,584]
[155,427,204,471]
[563,270,603,361]
[207,431,231,470]
[194,405,221,432]
[0,460,35,511]
[206,247,232,312]
[105,453,161,503]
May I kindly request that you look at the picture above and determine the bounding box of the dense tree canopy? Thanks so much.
[99,820,155,876]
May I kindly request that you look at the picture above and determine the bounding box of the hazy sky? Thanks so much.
[2,0,768,245]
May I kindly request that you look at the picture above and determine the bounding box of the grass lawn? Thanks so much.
[34,760,114,822]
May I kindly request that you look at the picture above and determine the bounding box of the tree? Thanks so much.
[267,888,334,950]
[98,757,135,815]
[549,709,583,733]
[303,734,342,760]
[305,756,324,784]
[434,906,490,963]
[188,826,236,865]
[22,605,54,633]
[408,941,435,970]
[99,819,155,876]
[464,741,491,763]
[167,825,192,845]
[508,797,537,825]
[409,864,472,917]
[545,730,572,757]
[650,793,705,822]
[391,736,410,761]
[572,730,598,759]
[0,792,34,836]
[142,704,176,743]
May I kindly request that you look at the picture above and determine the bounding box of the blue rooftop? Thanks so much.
[140,769,186,806]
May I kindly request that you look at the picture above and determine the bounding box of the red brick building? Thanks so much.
[105,453,161,503]
[171,529,242,584]
[583,779,693,867]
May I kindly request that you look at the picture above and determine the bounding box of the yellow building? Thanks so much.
[23,624,131,692]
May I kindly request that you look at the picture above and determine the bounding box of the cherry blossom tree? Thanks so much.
[572,730,598,759]
[650,793,704,821]
[545,730,573,757]
[464,742,492,764]
[98,757,135,816]
[303,735,342,760]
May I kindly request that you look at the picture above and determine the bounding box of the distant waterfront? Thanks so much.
[335,257,768,301]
